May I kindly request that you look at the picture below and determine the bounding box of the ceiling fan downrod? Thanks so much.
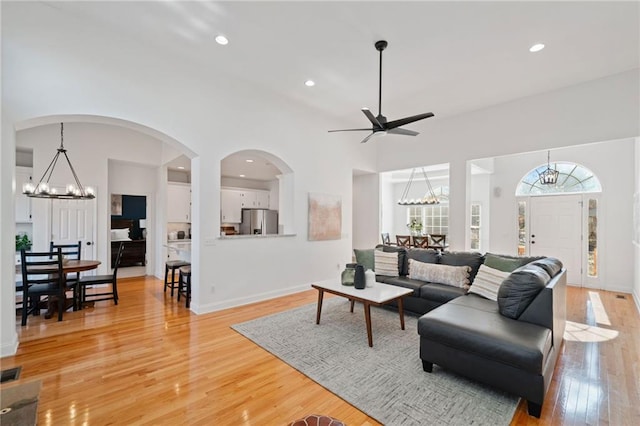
[375,40,387,118]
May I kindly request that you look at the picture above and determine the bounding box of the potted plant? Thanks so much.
[15,234,32,264]
[407,219,423,236]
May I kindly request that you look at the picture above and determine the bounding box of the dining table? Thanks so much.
[17,259,101,318]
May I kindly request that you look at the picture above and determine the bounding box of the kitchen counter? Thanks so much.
[164,241,191,262]
[218,233,296,240]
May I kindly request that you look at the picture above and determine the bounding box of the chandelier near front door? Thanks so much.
[538,150,559,186]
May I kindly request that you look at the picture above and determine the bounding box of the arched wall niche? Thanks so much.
[220,149,295,236]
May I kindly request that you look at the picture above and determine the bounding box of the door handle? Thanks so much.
[86,242,92,246]
[531,241,535,244]
[531,234,535,238]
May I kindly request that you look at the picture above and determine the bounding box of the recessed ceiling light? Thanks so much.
[215,35,229,45]
[304,80,315,87]
[239,174,245,178]
[177,166,185,170]
[245,159,254,163]
[529,43,545,53]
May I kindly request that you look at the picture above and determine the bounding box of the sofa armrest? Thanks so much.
[518,268,566,350]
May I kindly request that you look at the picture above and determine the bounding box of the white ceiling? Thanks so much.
[6,1,640,180]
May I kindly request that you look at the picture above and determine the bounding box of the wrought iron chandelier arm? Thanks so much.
[62,151,87,193]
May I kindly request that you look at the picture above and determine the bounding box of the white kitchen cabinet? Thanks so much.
[255,190,270,208]
[221,189,243,223]
[15,167,32,223]
[167,183,191,222]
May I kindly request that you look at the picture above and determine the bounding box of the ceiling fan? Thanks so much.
[329,40,434,143]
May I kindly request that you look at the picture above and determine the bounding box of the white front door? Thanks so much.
[529,195,583,285]
[50,199,96,263]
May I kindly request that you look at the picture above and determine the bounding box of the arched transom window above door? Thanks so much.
[516,162,602,196]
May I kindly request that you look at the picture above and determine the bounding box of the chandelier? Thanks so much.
[22,123,95,200]
[397,168,440,205]
[538,150,559,185]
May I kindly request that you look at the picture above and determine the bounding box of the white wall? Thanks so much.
[488,139,635,293]
[352,173,380,250]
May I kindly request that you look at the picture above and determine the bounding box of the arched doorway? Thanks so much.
[516,161,602,288]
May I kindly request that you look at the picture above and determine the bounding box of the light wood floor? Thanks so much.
[2,277,639,425]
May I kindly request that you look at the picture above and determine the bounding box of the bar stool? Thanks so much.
[164,260,190,296]
[177,266,191,308]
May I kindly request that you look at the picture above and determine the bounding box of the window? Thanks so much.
[516,162,602,196]
[470,203,481,250]
[588,199,598,277]
[517,201,527,255]
[405,187,449,236]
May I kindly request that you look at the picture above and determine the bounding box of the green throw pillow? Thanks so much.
[484,253,538,272]
[353,249,375,271]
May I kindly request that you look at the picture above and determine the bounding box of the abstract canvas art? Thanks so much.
[308,193,342,241]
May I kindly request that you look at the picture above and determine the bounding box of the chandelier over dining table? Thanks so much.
[397,168,440,205]
[22,123,95,200]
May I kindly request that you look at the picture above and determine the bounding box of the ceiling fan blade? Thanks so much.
[361,108,383,129]
[385,112,434,130]
[328,128,372,133]
[387,128,419,136]
[360,132,376,143]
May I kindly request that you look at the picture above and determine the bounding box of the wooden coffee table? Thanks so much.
[311,281,413,347]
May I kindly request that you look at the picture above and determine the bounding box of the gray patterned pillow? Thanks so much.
[408,259,470,289]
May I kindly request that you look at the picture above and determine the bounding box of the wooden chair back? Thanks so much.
[381,233,393,245]
[428,234,447,249]
[412,236,429,248]
[20,248,65,324]
[396,235,412,247]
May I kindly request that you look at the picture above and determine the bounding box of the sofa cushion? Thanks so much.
[419,283,468,304]
[374,250,399,277]
[381,276,426,296]
[409,259,470,289]
[406,248,440,265]
[498,264,550,319]
[484,253,543,272]
[353,248,375,271]
[418,302,552,374]
[376,245,408,276]
[530,257,563,278]
[468,264,510,301]
[440,251,484,283]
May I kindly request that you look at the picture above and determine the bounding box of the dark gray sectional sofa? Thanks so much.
[355,245,567,418]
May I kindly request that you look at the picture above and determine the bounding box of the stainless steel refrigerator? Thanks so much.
[240,209,278,235]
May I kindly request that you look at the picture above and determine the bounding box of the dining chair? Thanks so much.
[50,241,82,310]
[77,242,124,308]
[428,234,447,251]
[412,235,429,248]
[396,235,412,247]
[381,233,396,246]
[20,248,66,325]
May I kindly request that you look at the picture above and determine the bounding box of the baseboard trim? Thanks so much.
[194,282,319,315]
[1,332,19,358]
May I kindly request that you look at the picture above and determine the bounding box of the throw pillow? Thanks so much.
[376,244,408,276]
[497,264,550,319]
[468,264,510,301]
[374,250,399,277]
[484,253,542,272]
[439,251,484,283]
[408,259,471,289]
[353,249,375,271]
[111,228,130,241]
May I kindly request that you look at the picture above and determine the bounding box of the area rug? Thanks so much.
[0,379,41,426]
[232,298,519,426]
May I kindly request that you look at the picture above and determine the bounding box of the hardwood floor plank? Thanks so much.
[2,278,638,425]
